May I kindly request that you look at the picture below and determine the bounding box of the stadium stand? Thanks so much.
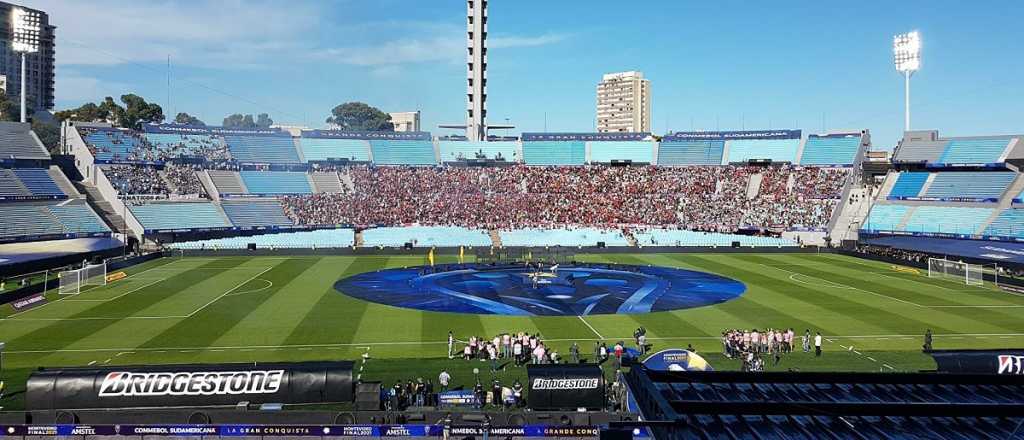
[300,138,371,162]
[632,229,796,247]
[886,172,928,199]
[656,140,724,165]
[309,172,344,193]
[522,142,586,165]
[439,141,517,162]
[129,202,231,232]
[221,199,294,228]
[798,134,861,165]
[922,171,1014,201]
[142,132,231,160]
[499,228,628,247]
[0,121,49,159]
[936,137,1011,165]
[168,228,355,250]
[12,168,65,197]
[0,200,109,240]
[983,208,1024,239]
[369,140,436,165]
[239,171,312,195]
[903,206,993,235]
[223,134,300,163]
[723,139,800,163]
[207,170,246,195]
[83,128,144,161]
[0,168,29,198]
[863,204,912,231]
[362,226,492,247]
[588,141,654,163]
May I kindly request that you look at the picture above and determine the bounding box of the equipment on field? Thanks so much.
[58,262,107,295]
[928,258,983,286]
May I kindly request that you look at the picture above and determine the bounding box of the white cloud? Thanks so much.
[313,32,569,67]
[22,0,322,69]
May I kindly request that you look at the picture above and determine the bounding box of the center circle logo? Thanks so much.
[335,263,746,316]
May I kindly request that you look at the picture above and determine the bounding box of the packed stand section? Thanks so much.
[280,165,849,233]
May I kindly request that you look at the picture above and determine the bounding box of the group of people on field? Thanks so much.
[722,328,823,371]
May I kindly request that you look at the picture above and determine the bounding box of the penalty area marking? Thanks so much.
[225,279,274,297]
[577,315,604,339]
[787,273,855,290]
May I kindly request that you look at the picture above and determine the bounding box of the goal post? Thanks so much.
[83,262,107,287]
[928,258,983,286]
[58,268,82,295]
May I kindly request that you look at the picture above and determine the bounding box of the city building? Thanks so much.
[389,111,421,132]
[596,71,650,133]
[465,0,487,141]
[0,1,55,110]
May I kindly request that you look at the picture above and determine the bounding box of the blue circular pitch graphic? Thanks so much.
[335,263,746,316]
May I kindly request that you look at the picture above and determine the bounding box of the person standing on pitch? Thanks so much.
[923,329,933,351]
[448,331,455,359]
[802,329,811,353]
[814,332,823,357]
[570,342,579,364]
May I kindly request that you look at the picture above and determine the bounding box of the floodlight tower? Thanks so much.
[11,7,41,123]
[893,31,921,133]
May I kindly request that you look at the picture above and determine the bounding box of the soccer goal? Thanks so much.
[928,258,983,286]
[58,262,106,295]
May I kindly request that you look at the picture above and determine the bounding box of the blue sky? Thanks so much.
[24,0,1024,148]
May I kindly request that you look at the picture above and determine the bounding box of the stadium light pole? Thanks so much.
[11,7,40,123]
[893,31,921,133]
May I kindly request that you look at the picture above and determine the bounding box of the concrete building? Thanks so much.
[465,0,487,141]
[0,1,55,110]
[596,71,650,133]
[389,111,421,132]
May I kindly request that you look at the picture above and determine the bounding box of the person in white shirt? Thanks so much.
[447,331,455,359]
[814,332,823,357]
[438,370,451,392]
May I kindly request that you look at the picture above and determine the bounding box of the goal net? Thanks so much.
[58,269,82,295]
[928,258,983,286]
[83,262,107,287]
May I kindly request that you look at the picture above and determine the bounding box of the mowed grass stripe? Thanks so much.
[211,257,350,347]
[349,257,427,344]
[282,256,391,347]
[2,258,250,351]
[136,258,312,350]
[777,254,1016,334]
[676,254,824,334]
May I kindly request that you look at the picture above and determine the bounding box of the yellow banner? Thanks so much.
[890,265,920,275]
[106,271,128,283]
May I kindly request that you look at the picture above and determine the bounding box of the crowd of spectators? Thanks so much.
[80,128,231,163]
[103,165,168,196]
[162,163,207,196]
[281,165,849,233]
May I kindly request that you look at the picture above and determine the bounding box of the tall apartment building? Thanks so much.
[0,1,55,110]
[465,0,487,141]
[389,111,421,132]
[596,71,650,133]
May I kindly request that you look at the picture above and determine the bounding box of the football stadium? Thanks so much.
[1,1,1024,438]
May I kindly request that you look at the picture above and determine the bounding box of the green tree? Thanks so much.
[118,94,164,130]
[223,113,259,129]
[174,112,205,126]
[0,90,21,122]
[32,119,60,153]
[326,102,393,131]
[55,102,110,123]
[256,113,273,128]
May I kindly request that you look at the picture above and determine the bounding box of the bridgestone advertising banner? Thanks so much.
[929,349,1024,375]
[26,361,354,410]
[526,364,605,410]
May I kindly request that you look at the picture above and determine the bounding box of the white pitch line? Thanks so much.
[761,263,923,307]
[577,315,604,339]
[4,258,184,319]
[185,265,278,318]
[5,315,188,322]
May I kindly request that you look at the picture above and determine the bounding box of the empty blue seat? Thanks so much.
[589,141,654,163]
[937,138,1011,164]
[369,140,436,165]
[887,172,928,199]
[800,136,861,165]
[923,172,1014,201]
[984,209,1024,238]
[168,228,355,250]
[439,141,517,162]
[657,141,724,165]
[903,206,993,235]
[522,142,585,165]
[301,138,371,162]
[12,169,63,197]
[862,205,911,232]
[130,202,231,232]
[224,135,300,163]
[724,139,800,163]
[239,171,312,195]
[222,200,293,228]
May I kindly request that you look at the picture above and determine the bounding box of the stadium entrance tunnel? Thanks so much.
[335,263,746,316]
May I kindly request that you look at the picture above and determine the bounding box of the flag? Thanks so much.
[428,248,435,267]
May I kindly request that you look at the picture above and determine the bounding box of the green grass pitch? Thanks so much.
[2,252,1023,410]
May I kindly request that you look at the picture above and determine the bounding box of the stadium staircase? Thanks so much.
[48,166,80,196]
[310,172,344,193]
[197,170,221,200]
[746,173,762,199]
[74,181,130,236]
[488,229,502,247]
[829,186,873,242]
[339,170,354,193]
